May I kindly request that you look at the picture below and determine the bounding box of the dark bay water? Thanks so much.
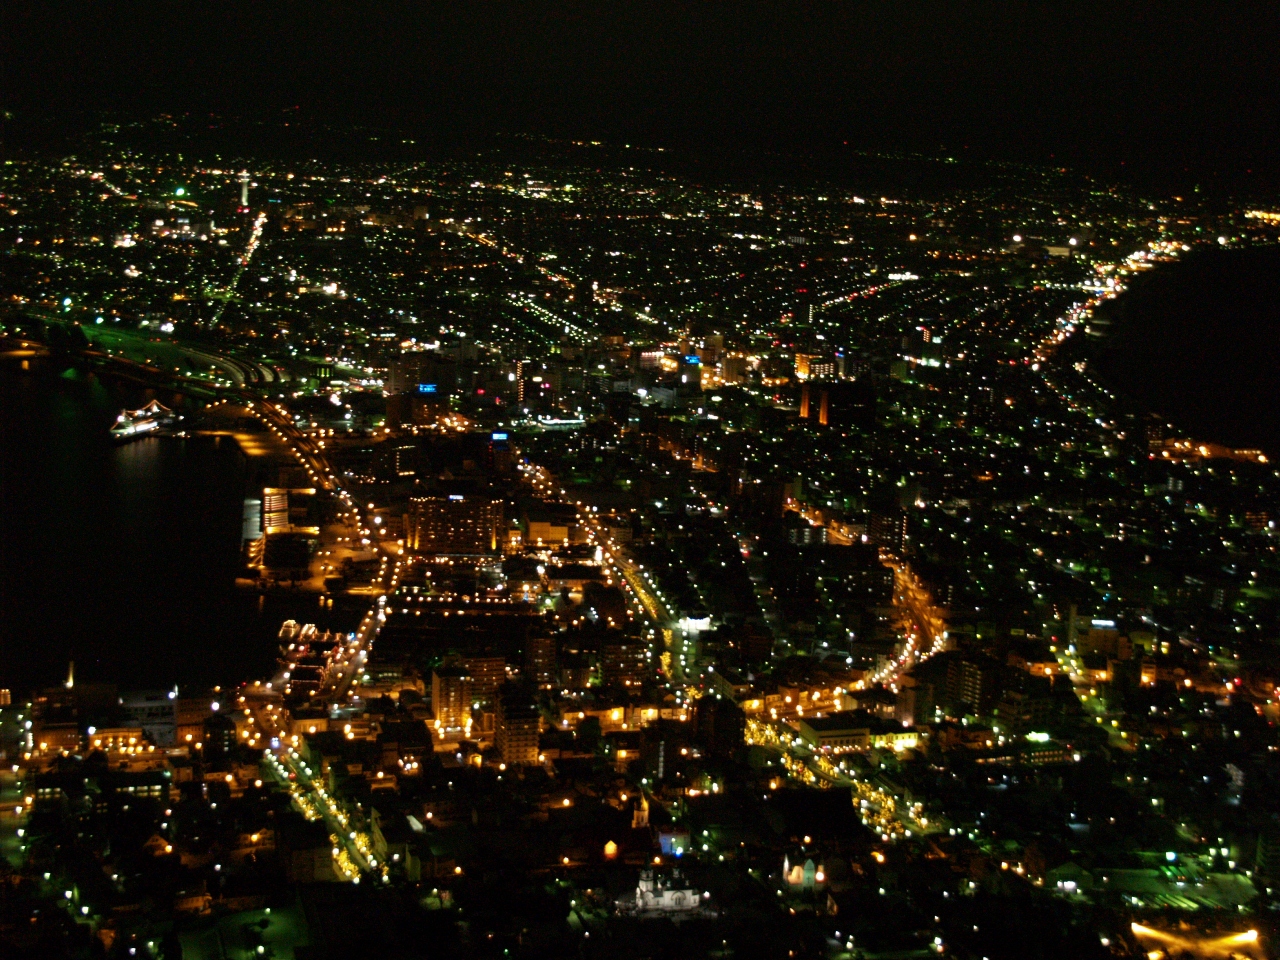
[0,367,338,697]
[1092,245,1280,454]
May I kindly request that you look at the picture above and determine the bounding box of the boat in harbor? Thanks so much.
[110,399,182,441]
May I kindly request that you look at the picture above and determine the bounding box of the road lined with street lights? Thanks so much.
[208,211,268,329]
[243,586,397,883]
[212,391,403,885]
[862,555,949,688]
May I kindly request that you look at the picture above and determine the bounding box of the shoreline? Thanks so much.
[1080,245,1280,458]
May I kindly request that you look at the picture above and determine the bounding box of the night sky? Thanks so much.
[5,2,1280,184]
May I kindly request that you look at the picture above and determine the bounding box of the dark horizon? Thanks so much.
[5,2,1280,194]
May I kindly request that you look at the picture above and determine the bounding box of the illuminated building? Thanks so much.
[628,867,704,915]
[464,655,507,705]
[386,356,452,397]
[945,656,1001,716]
[407,494,503,555]
[263,488,289,532]
[175,696,217,747]
[600,638,648,689]
[202,712,238,757]
[868,509,907,554]
[794,713,872,752]
[809,357,836,379]
[30,722,81,755]
[513,358,532,403]
[86,727,148,753]
[431,667,472,732]
[632,794,649,829]
[488,432,514,474]
[795,353,835,382]
[494,684,541,766]
[524,631,557,687]
[783,855,826,891]
[148,218,214,240]
[784,511,827,546]
[1256,827,1280,885]
[521,501,573,545]
[1145,414,1166,452]
[993,688,1055,732]
[120,690,177,747]
[259,487,317,536]
[370,444,418,479]
[795,711,919,753]
[658,828,691,856]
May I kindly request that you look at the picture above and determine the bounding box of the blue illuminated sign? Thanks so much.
[417,383,437,394]
[491,432,509,441]
[684,355,700,364]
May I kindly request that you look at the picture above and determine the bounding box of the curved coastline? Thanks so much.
[0,368,275,695]
[1086,245,1280,455]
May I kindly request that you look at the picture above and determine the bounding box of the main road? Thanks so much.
[202,381,404,883]
[866,555,949,688]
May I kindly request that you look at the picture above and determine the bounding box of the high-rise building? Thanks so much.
[895,677,935,727]
[837,354,868,379]
[407,494,503,555]
[1145,415,1166,452]
[464,655,507,706]
[944,656,1000,717]
[431,667,472,733]
[512,359,532,404]
[993,687,1054,732]
[494,684,541,766]
[784,513,827,546]
[263,488,290,533]
[868,510,908,554]
[387,355,463,397]
[238,171,251,211]
[525,631,557,687]
[391,445,417,478]
[809,357,836,380]
[600,638,648,689]
[1256,828,1280,885]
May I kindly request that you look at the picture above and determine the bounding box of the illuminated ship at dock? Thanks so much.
[109,399,182,441]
